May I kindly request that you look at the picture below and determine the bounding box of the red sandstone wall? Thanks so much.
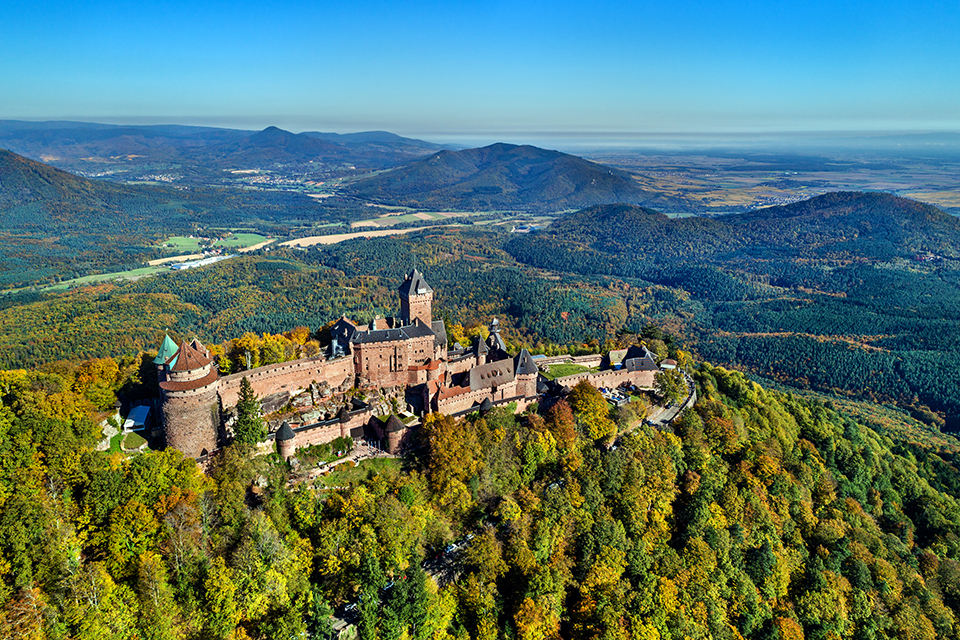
[163,387,219,458]
[291,422,342,448]
[218,356,353,408]
[555,368,656,391]
[355,336,432,389]
[437,379,521,414]
[288,409,373,449]
[402,293,432,326]
[446,356,476,376]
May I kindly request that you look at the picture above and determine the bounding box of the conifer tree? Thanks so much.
[233,376,265,445]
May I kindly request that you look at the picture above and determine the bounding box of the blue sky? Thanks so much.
[1,0,957,140]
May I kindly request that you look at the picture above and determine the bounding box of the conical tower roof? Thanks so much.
[153,333,179,365]
[515,349,538,375]
[169,340,213,372]
[276,421,295,441]
[385,414,406,433]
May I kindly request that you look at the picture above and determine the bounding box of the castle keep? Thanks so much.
[157,270,660,459]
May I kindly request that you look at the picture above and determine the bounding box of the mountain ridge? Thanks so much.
[344,142,659,211]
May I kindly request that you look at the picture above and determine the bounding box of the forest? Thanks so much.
[6,340,960,639]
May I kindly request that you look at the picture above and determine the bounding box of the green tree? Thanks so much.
[306,585,335,640]
[233,376,265,445]
[203,557,240,640]
[567,380,616,442]
[654,368,686,405]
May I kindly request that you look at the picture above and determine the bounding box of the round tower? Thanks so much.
[338,405,351,437]
[160,339,220,458]
[384,414,406,453]
[276,421,296,461]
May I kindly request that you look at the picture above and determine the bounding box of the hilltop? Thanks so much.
[343,142,659,211]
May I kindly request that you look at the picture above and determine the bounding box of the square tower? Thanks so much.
[399,268,433,326]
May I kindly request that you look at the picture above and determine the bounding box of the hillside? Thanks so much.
[504,191,960,426]
[344,142,659,211]
[0,149,341,288]
[6,330,960,639]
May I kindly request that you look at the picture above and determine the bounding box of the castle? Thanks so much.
[155,270,660,459]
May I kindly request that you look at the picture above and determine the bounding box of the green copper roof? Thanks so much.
[153,334,179,365]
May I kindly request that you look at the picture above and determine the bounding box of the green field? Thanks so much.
[542,363,596,380]
[163,236,204,252]
[214,232,269,248]
[162,232,269,252]
[39,266,168,292]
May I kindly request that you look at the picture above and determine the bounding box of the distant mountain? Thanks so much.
[199,126,348,166]
[0,147,176,227]
[0,120,449,182]
[343,142,656,211]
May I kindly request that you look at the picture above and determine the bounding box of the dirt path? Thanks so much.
[280,226,439,247]
[147,254,202,266]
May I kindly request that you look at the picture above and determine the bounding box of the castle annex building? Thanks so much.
[156,270,660,459]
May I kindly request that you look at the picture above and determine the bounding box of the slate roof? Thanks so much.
[469,359,516,391]
[276,421,295,441]
[337,406,350,424]
[474,336,489,356]
[351,327,411,344]
[168,340,213,372]
[398,269,433,296]
[624,345,658,372]
[488,329,507,353]
[154,334,179,365]
[515,349,539,376]
[351,317,437,345]
[431,320,448,348]
[479,397,493,413]
[404,318,437,338]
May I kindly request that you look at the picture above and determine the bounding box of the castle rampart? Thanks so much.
[555,367,657,391]
[218,356,353,408]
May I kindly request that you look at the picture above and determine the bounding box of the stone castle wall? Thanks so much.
[436,379,521,415]
[555,368,657,391]
[446,354,478,376]
[218,356,353,408]
[267,409,374,451]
